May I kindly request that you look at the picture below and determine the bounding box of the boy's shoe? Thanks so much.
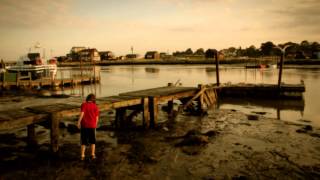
[91,155,96,160]
[80,156,85,161]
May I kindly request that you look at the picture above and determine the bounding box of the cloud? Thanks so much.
[268,0,320,32]
[0,0,98,29]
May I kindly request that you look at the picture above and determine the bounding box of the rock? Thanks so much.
[296,129,307,133]
[310,133,320,138]
[304,125,313,131]
[298,119,312,123]
[59,122,67,128]
[232,175,248,180]
[247,114,259,121]
[204,130,218,137]
[296,125,313,133]
[175,135,209,147]
[67,124,80,134]
[252,111,267,115]
[162,127,169,131]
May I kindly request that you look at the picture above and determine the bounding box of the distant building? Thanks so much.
[99,51,115,60]
[145,51,160,59]
[117,56,126,60]
[70,47,86,54]
[160,52,167,59]
[78,48,101,61]
[126,54,139,59]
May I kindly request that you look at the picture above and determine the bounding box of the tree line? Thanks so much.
[172,40,320,59]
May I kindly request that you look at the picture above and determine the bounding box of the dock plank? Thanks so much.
[0,109,47,130]
[119,86,197,97]
[27,103,80,117]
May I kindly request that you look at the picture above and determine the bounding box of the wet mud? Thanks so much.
[0,97,320,179]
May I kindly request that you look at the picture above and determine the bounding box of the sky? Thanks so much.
[0,0,319,61]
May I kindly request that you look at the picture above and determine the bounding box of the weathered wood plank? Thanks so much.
[0,109,47,130]
[27,103,79,117]
[182,87,207,110]
[120,86,197,97]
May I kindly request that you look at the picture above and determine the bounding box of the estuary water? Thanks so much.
[58,64,320,126]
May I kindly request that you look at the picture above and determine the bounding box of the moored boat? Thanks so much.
[6,53,57,80]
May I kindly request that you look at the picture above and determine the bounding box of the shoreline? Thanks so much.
[55,59,320,67]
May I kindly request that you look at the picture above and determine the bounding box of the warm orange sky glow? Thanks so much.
[0,0,319,60]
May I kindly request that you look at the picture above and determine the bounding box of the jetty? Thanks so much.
[0,72,100,90]
[0,83,305,153]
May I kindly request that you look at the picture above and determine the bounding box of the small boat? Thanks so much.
[6,53,57,80]
[245,64,277,69]
[245,64,267,69]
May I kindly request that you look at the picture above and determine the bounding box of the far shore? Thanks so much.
[2,58,320,67]
[57,58,320,67]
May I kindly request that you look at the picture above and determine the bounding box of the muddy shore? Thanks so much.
[0,96,320,179]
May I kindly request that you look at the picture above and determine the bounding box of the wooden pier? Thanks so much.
[0,83,305,153]
[0,75,100,90]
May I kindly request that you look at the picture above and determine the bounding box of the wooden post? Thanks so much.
[168,100,174,117]
[215,51,220,86]
[197,84,205,112]
[50,113,60,153]
[27,124,36,146]
[142,97,150,129]
[115,108,126,129]
[278,52,284,90]
[16,72,20,87]
[149,96,158,128]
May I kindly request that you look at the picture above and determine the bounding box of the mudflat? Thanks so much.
[0,96,320,179]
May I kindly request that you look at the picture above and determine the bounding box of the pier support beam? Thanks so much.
[50,113,60,153]
[149,96,159,128]
[115,107,126,129]
[142,97,150,129]
[27,124,36,146]
[167,100,174,117]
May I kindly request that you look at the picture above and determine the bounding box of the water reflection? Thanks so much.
[55,65,320,126]
[219,97,305,120]
[145,67,160,73]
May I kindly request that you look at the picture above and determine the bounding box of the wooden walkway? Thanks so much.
[0,83,305,153]
[0,76,100,89]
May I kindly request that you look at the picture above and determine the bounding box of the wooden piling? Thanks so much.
[149,96,159,128]
[215,50,220,86]
[115,107,126,129]
[278,53,284,90]
[50,113,60,153]
[168,100,174,116]
[197,84,205,112]
[142,97,150,129]
[27,124,36,146]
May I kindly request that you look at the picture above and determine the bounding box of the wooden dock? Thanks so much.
[0,76,100,90]
[0,83,305,153]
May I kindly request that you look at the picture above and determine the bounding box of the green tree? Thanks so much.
[205,49,217,59]
[260,41,275,56]
[194,48,205,55]
[310,42,320,59]
[300,40,312,58]
[185,48,193,55]
[246,45,260,57]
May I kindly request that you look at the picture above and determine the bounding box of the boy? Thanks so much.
[77,93,99,160]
